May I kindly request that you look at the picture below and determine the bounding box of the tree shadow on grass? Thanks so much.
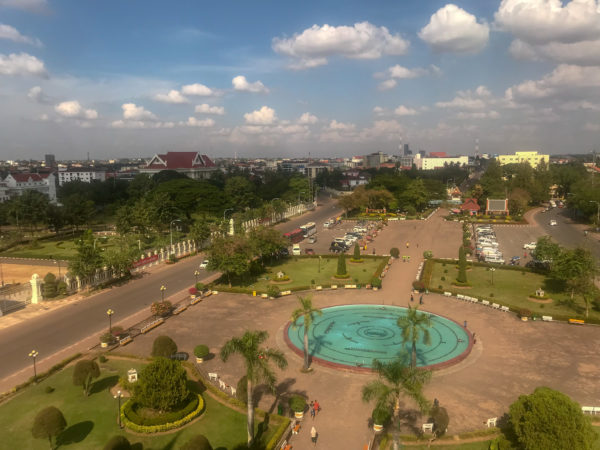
[56,420,94,447]
[90,375,119,395]
[158,432,182,450]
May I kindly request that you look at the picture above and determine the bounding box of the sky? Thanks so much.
[1,0,600,160]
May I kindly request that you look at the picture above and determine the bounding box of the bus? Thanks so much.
[300,222,316,237]
[284,228,304,244]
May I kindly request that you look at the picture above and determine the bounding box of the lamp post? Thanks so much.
[106,308,114,335]
[113,390,123,428]
[169,219,182,252]
[194,270,200,284]
[490,267,496,286]
[160,285,166,302]
[589,201,600,230]
[28,350,38,383]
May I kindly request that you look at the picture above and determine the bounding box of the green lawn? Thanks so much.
[429,262,600,321]
[0,236,120,260]
[217,256,387,292]
[1,358,279,450]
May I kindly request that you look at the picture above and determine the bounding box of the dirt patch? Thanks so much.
[1,263,60,284]
[528,296,553,304]
[269,279,293,285]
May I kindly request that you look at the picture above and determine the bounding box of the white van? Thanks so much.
[549,200,556,208]
[292,244,301,256]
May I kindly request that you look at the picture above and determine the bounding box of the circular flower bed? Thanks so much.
[121,394,204,433]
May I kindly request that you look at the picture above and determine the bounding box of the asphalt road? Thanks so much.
[0,199,341,384]
[274,192,343,235]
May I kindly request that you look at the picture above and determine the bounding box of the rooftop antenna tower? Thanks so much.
[475,138,480,157]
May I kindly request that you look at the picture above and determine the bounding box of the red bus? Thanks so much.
[284,228,304,244]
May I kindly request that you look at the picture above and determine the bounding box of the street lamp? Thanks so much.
[589,201,600,230]
[169,219,182,251]
[113,390,123,428]
[194,270,200,284]
[160,285,166,302]
[28,350,38,383]
[223,208,234,220]
[490,267,496,286]
[106,309,114,334]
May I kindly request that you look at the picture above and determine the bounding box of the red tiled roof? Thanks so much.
[10,172,43,182]
[430,152,448,158]
[146,152,215,170]
[461,198,480,211]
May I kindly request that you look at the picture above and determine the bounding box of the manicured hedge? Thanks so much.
[265,417,292,450]
[121,394,204,433]
[123,393,199,426]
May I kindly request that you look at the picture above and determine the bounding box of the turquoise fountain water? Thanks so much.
[286,304,470,370]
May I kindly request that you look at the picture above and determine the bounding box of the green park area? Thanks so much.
[0,236,117,261]
[214,255,388,293]
[427,261,600,322]
[0,357,280,450]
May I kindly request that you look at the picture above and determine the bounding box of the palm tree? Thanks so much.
[220,330,288,448]
[397,305,432,368]
[291,295,322,370]
[362,358,431,450]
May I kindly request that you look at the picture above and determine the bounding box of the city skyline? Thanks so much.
[1,0,600,159]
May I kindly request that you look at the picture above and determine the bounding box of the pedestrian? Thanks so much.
[463,320,467,328]
[419,295,423,305]
[406,242,409,248]
[314,400,320,415]
[410,294,414,302]
[524,251,527,258]
[311,426,318,445]
[310,401,315,419]
[372,248,376,255]
[473,332,477,344]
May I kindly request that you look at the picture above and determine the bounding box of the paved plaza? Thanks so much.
[113,210,600,449]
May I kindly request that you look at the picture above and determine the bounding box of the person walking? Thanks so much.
[419,294,423,305]
[311,426,318,445]
[314,400,320,415]
[310,401,315,419]
[410,294,414,302]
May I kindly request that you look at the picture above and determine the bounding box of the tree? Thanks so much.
[362,358,431,450]
[249,226,287,265]
[180,434,213,450]
[396,306,432,368]
[533,236,561,264]
[42,272,58,299]
[220,330,288,447]
[102,239,136,278]
[151,335,178,358]
[353,243,361,260]
[190,216,213,249]
[32,406,67,449]
[508,387,597,450]
[103,435,131,450]
[68,230,103,279]
[46,204,65,234]
[552,247,597,317]
[134,357,189,412]
[72,359,100,396]
[62,193,95,230]
[337,252,347,276]
[291,295,323,370]
[225,176,259,209]
[15,190,50,234]
[508,187,531,215]
[207,235,252,287]
[457,246,467,283]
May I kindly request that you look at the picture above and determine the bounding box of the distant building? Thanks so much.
[141,152,217,180]
[306,163,328,179]
[340,170,370,189]
[413,153,469,170]
[3,172,57,203]
[279,160,308,174]
[398,155,414,168]
[461,198,480,215]
[0,183,9,202]
[44,154,56,168]
[497,151,549,168]
[486,198,509,216]
[365,152,387,168]
[57,168,106,186]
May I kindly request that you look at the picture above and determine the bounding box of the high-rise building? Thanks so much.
[44,154,55,167]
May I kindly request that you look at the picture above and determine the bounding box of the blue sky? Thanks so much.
[1,0,600,159]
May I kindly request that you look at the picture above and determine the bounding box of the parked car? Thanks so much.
[329,242,348,253]
[278,247,289,257]
[308,236,317,244]
[510,256,521,266]
[305,248,315,255]
[523,242,536,250]
[199,260,209,269]
[550,219,557,226]
[292,244,301,256]
[170,352,189,361]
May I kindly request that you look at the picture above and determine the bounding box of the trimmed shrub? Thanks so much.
[390,247,400,258]
[42,272,58,298]
[133,357,190,412]
[289,395,306,413]
[124,394,199,426]
[518,308,532,318]
[354,243,361,260]
[412,280,425,292]
[57,281,68,295]
[423,250,433,259]
[72,359,100,396]
[103,435,131,450]
[44,386,54,394]
[457,246,467,283]
[98,355,107,363]
[266,285,280,298]
[151,300,172,317]
[194,345,209,359]
[151,335,178,358]
[195,282,205,291]
[32,406,66,447]
[181,434,213,450]
[121,394,204,433]
[336,253,347,277]
[371,277,382,289]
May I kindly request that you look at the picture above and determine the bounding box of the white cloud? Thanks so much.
[122,103,157,121]
[0,23,42,46]
[153,89,189,104]
[394,105,419,116]
[272,21,409,69]
[27,85,47,102]
[111,120,146,129]
[328,120,355,131]
[298,112,318,124]
[373,106,386,116]
[181,83,215,96]
[195,103,225,115]
[419,4,489,53]
[388,64,427,79]
[232,75,269,93]
[0,52,46,76]
[496,0,600,65]
[436,86,491,109]
[0,0,48,13]
[378,79,397,91]
[54,100,98,120]
[185,117,215,127]
[244,106,277,125]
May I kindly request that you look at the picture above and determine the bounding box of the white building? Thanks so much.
[3,172,57,203]
[57,168,106,186]
[141,152,218,180]
[413,153,469,170]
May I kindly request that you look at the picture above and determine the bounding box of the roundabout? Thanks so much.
[285,304,472,371]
